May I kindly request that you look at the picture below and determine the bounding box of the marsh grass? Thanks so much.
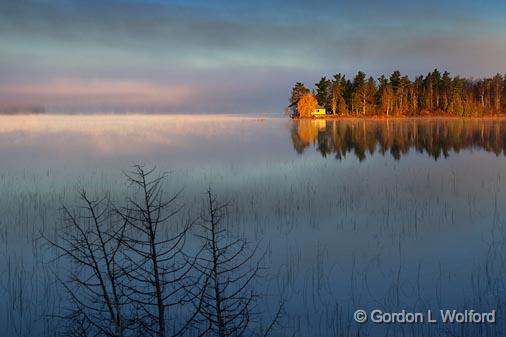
[1,117,506,336]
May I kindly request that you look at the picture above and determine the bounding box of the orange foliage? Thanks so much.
[297,93,318,117]
[297,120,322,144]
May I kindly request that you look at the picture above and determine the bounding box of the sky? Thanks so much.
[1,0,506,113]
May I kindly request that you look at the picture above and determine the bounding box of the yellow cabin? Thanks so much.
[311,107,326,116]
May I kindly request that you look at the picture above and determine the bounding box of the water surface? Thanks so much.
[1,115,506,337]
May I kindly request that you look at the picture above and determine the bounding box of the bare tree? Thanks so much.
[47,167,281,337]
[45,191,130,337]
[46,166,202,337]
[191,189,283,337]
[116,166,199,337]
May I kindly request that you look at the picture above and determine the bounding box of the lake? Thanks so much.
[1,114,506,337]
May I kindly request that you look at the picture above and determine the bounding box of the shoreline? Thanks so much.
[293,114,506,121]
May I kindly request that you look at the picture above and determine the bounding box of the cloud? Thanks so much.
[1,0,506,113]
[0,79,192,110]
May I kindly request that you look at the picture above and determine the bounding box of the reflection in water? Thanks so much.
[3,115,506,337]
[291,118,506,160]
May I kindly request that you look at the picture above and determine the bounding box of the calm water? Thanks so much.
[2,115,506,337]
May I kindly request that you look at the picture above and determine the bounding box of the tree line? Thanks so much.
[288,69,506,118]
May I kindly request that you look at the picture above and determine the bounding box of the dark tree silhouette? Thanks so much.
[116,166,199,337]
[46,166,202,337]
[191,189,283,337]
[45,191,131,337]
[47,167,283,337]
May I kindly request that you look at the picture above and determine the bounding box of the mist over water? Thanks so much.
[1,115,506,337]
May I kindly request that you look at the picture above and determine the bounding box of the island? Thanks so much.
[288,69,505,118]
[0,104,46,114]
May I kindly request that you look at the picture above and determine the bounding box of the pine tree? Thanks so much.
[331,74,347,115]
[448,77,464,116]
[492,73,503,112]
[365,77,377,114]
[378,75,394,116]
[315,77,332,112]
[441,71,452,111]
[288,82,310,117]
[352,71,367,114]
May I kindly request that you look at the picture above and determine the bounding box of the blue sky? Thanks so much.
[1,0,506,113]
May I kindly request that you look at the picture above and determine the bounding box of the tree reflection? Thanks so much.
[290,119,506,160]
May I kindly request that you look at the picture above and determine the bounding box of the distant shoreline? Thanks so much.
[0,112,45,115]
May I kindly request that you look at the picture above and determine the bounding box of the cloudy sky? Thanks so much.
[1,0,505,113]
